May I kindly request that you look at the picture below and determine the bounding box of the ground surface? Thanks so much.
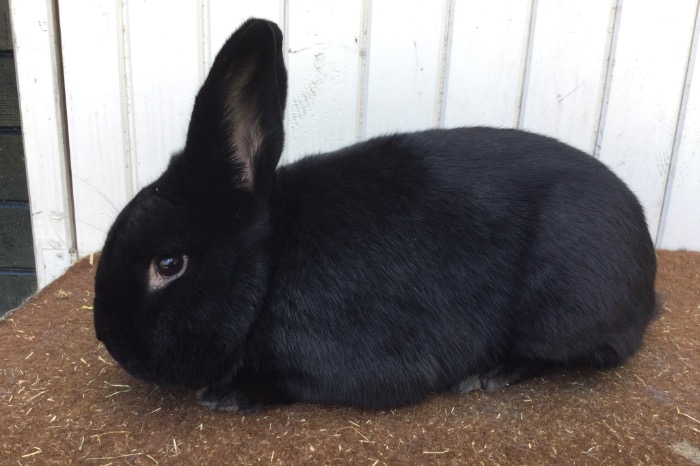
[1,251,699,465]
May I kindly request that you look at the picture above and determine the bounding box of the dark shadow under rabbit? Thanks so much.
[93,19,657,413]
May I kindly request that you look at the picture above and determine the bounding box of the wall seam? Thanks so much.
[656,0,700,247]
[593,0,624,159]
[356,0,372,141]
[117,0,136,198]
[48,0,77,258]
[516,0,537,129]
[199,0,210,81]
[434,0,455,128]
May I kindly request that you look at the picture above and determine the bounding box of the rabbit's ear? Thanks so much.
[184,19,287,194]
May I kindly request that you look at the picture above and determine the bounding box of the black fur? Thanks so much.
[94,19,657,412]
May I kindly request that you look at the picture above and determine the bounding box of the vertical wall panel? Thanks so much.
[10,0,75,286]
[520,0,615,153]
[284,1,363,162]
[58,2,129,255]
[444,0,532,128]
[126,1,201,189]
[364,0,445,138]
[659,22,700,250]
[14,0,700,287]
[597,0,698,240]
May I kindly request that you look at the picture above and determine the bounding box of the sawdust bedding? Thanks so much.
[1,250,699,465]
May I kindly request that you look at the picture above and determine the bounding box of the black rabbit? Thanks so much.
[93,18,658,412]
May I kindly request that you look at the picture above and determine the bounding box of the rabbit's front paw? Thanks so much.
[196,386,240,411]
[196,385,270,413]
[454,361,545,394]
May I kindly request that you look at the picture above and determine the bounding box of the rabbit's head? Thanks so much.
[93,19,287,389]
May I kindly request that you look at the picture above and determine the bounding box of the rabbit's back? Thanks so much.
[255,127,656,408]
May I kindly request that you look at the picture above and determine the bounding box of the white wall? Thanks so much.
[11,0,700,288]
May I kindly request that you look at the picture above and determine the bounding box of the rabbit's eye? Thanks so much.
[148,254,188,291]
[156,255,185,277]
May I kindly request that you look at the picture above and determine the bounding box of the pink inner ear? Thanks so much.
[224,61,263,189]
[231,117,263,188]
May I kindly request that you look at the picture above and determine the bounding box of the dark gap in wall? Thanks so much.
[0,0,37,316]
